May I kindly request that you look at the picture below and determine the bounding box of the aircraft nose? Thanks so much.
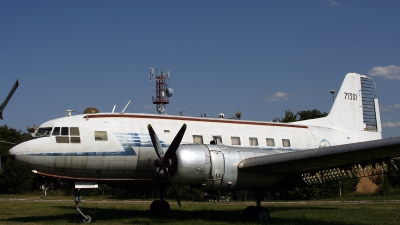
[9,142,28,158]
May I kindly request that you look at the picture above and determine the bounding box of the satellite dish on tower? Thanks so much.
[166,87,174,97]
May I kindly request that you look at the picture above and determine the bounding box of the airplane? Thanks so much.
[6,72,400,223]
[0,79,19,120]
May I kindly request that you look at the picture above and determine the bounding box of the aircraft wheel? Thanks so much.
[150,200,170,215]
[76,210,96,223]
[257,207,270,222]
[150,200,161,214]
[160,200,171,214]
[243,206,257,221]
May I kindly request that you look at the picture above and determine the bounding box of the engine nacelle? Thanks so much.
[173,144,209,185]
[173,144,289,191]
[173,143,240,190]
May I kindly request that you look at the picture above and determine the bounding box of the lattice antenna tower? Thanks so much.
[149,67,174,115]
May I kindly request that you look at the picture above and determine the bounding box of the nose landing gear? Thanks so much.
[74,189,96,223]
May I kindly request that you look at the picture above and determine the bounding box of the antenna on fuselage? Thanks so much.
[112,105,116,113]
[121,100,131,114]
[149,67,174,115]
[66,109,79,117]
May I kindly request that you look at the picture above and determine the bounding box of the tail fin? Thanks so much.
[295,73,381,133]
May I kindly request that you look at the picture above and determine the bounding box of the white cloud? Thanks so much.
[324,0,338,6]
[267,92,291,101]
[380,104,400,112]
[369,65,400,80]
[382,121,400,128]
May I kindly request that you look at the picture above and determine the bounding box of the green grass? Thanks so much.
[0,195,399,224]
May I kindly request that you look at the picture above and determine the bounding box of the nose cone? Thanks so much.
[9,141,28,157]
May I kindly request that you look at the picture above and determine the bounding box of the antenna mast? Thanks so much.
[149,67,173,115]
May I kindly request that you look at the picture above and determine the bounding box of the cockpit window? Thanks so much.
[35,127,53,137]
[52,127,60,135]
[61,127,69,136]
[53,127,81,143]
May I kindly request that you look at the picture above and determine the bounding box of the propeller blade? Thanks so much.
[163,168,181,207]
[147,124,164,158]
[164,124,187,160]
[0,79,19,120]
[146,168,163,196]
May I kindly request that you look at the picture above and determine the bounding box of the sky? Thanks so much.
[1,0,399,138]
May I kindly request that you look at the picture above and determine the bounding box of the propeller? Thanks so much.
[147,123,187,207]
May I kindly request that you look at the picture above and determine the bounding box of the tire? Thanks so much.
[243,206,257,221]
[160,200,171,214]
[76,210,96,223]
[150,200,162,214]
[150,200,170,215]
[257,207,270,222]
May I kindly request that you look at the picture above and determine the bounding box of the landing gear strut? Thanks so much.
[243,189,270,222]
[74,189,96,223]
[41,183,51,198]
[149,186,171,215]
[40,176,51,198]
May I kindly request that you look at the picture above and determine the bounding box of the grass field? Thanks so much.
[0,195,399,224]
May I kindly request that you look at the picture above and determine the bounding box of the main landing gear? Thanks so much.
[149,186,171,215]
[243,189,270,222]
[74,189,96,223]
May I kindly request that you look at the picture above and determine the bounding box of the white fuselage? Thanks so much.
[10,113,381,185]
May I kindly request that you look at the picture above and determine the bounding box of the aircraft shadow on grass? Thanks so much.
[1,205,353,225]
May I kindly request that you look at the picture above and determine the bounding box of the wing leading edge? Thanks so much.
[238,137,400,174]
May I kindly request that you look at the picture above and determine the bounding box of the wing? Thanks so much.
[238,136,400,174]
[0,79,19,120]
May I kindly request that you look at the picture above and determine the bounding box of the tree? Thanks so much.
[273,110,298,122]
[270,109,359,199]
[297,109,328,121]
[273,109,327,122]
[0,125,35,193]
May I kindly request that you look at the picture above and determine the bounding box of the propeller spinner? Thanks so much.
[147,123,187,207]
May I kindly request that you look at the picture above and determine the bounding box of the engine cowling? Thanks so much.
[172,144,289,191]
[172,144,209,185]
[173,144,238,190]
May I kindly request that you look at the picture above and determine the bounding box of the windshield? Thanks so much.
[35,127,53,137]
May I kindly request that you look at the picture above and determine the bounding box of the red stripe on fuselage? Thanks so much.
[85,114,308,129]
